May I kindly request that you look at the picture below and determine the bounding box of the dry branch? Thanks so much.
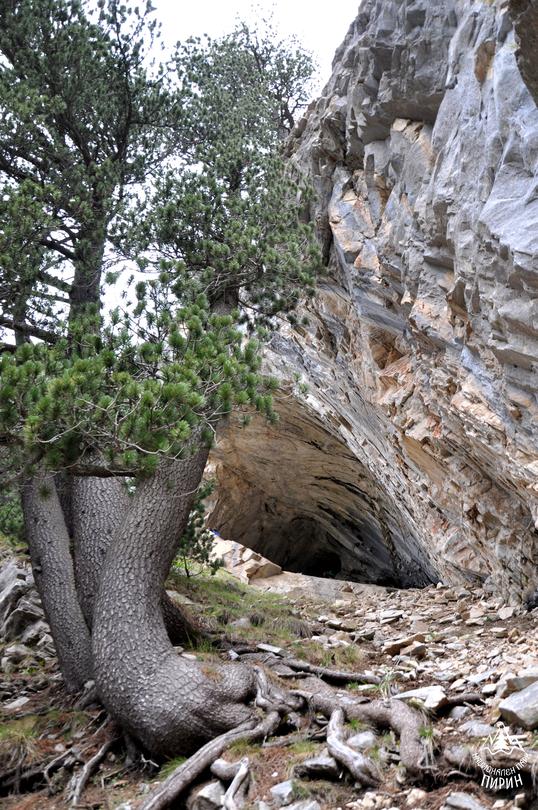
[70,738,115,806]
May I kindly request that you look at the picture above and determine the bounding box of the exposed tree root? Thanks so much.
[223,756,250,809]
[326,708,379,786]
[139,711,280,810]
[278,656,380,685]
[211,757,245,781]
[0,748,79,796]
[136,664,429,810]
[296,689,425,776]
[438,692,484,713]
[236,649,379,685]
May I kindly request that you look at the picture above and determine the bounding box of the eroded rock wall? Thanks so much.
[210,0,538,600]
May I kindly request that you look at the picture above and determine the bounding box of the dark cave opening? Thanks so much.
[291,549,342,579]
[208,400,440,591]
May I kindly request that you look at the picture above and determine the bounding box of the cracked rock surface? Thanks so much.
[210,0,538,600]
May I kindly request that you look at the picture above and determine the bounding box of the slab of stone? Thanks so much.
[347,730,377,751]
[395,685,447,711]
[444,793,488,810]
[188,780,225,810]
[294,749,340,780]
[400,640,427,659]
[460,720,494,738]
[506,668,538,693]
[382,633,426,655]
[4,695,30,712]
[499,681,538,729]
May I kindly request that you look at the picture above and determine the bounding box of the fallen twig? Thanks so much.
[70,738,116,806]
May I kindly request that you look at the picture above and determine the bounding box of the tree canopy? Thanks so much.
[0,0,321,479]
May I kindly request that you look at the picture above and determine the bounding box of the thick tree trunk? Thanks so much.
[93,451,256,756]
[69,217,107,322]
[72,474,203,643]
[72,475,130,627]
[22,472,93,691]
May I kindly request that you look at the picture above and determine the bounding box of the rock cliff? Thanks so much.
[209,0,538,600]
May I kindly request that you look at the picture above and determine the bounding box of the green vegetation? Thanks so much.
[168,568,310,648]
[0,1,321,479]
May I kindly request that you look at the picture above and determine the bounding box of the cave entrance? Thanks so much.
[207,398,439,589]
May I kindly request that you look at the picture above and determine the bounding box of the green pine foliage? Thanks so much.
[0,1,322,478]
[172,481,221,577]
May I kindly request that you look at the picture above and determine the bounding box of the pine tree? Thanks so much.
[0,0,320,755]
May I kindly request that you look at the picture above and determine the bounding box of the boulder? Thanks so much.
[499,681,538,729]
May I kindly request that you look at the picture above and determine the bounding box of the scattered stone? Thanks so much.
[295,749,340,780]
[395,685,446,711]
[188,780,225,810]
[499,681,538,728]
[383,633,425,656]
[400,640,426,659]
[270,780,295,806]
[257,643,284,656]
[506,668,538,693]
[286,802,320,810]
[444,793,488,810]
[347,730,377,751]
[4,695,30,711]
[406,789,427,806]
[230,617,251,629]
[460,720,494,738]
[498,606,515,620]
[449,706,471,720]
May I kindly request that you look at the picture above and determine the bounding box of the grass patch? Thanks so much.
[159,755,187,778]
[167,569,311,650]
[290,640,364,670]
[288,740,319,756]
[227,738,263,758]
[347,718,368,732]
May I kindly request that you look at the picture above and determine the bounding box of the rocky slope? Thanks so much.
[209,0,538,601]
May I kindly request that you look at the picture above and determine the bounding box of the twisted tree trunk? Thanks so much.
[72,474,203,644]
[93,451,256,756]
[22,472,93,691]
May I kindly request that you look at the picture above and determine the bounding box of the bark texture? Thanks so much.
[72,473,203,643]
[93,450,256,756]
[72,475,130,627]
[22,473,93,691]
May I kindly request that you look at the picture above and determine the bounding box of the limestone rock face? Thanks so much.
[209,0,538,599]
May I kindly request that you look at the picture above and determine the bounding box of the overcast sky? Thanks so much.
[154,1,360,94]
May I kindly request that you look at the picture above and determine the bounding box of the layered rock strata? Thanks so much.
[210,0,538,599]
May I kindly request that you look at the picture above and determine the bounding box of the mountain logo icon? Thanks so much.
[481,722,525,758]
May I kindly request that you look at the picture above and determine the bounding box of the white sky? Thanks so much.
[154,1,360,95]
